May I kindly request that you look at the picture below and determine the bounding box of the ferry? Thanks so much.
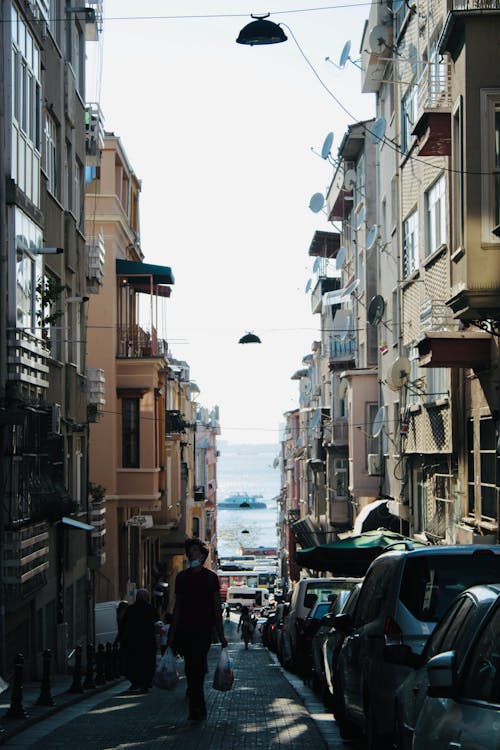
[217,492,267,509]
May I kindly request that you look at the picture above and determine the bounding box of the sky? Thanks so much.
[86,1,374,444]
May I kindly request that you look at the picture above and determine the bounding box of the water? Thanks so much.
[216,442,280,557]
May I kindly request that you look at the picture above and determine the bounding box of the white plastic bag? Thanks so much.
[154,647,179,690]
[213,647,234,692]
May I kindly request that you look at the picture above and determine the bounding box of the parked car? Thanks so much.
[412,583,500,750]
[320,583,362,708]
[332,544,500,750]
[281,577,358,673]
[273,602,290,661]
[388,582,500,750]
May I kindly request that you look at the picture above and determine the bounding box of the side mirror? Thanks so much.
[333,612,353,635]
[320,613,334,626]
[426,650,457,698]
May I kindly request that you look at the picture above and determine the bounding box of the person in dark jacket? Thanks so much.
[121,588,157,692]
[168,538,227,722]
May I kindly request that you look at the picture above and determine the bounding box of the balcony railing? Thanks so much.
[452,0,500,8]
[116,325,168,359]
[417,59,452,116]
[3,522,50,601]
[328,338,357,362]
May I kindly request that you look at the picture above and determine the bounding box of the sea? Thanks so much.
[216,442,280,557]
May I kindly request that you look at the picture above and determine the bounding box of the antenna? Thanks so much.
[309,192,325,213]
[366,224,380,250]
[386,356,411,391]
[367,294,385,325]
[336,246,346,270]
[371,405,386,438]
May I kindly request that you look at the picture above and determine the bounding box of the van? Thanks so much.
[333,545,500,749]
[281,577,361,671]
[226,586,269,611]
[94,600,122,645]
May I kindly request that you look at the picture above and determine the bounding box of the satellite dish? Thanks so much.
[371,406,386,438]
[370,117,387,144]
[336,246,346,270]
[366,224,379,250]
[345,277,360,296]
[309,192,325,213]
[333,309,350,338]
[321,132,334,159]
[305,278,312,293]
[356,205,366,229]
[339,40,351,69]
[313,257,321,274]
[386,356,411,391]
[343,169,357,191]
[367,294,385,325]
[369,24,390,55]
[300,377,312,395]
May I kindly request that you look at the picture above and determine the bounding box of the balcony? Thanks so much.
[87,367,105,422]
[8,329,50,390]
[327,338,356,367]
[360,1,393,93]
[116,324,168,359]
[412,60,452,157]
[3,522,50,601]
[86,233,105,293]
[85,103,104,164]
[166,410,188,434]
[417,330,492,368]
[311,277,341,314]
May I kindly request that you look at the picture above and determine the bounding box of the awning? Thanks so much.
[116,259,175,286]
[296,529,426,575]
[353,499,408,536]
[61,516,94,532]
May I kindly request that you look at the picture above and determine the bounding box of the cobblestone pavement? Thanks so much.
[1,619,351,749]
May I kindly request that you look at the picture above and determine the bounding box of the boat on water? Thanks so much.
[217,492,267,509]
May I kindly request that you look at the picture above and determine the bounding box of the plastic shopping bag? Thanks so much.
[154,647,179,690]
[212,647,234,692]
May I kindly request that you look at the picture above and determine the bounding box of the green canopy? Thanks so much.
[296,529,426,576]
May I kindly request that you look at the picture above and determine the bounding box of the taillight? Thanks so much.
[384,616,403,638]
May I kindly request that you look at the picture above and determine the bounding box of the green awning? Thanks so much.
[296,529,427,576]
[116,259,175,285]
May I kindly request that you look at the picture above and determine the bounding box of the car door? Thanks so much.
[414,603,500,750]
[341,568,389,722]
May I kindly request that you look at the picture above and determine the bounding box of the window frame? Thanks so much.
[480,89,500,244]
[402,208,419,277]
[425,174,447,256]
[122,397,140,468]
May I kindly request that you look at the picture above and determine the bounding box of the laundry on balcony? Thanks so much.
[166,410,187,434]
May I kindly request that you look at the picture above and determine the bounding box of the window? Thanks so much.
[15,208,42,334]
[426,367,448,403]
[366,403,380,458]
[392,288,399,346]
[354,568,391,626]
[403,209,419,277]
[64,141,72,211]
[192,516,200,538]
[401,86,417,154]
[122,398,140,467]
[480,89,500,239]
[462,608,500,703]
[408,346,420,405]
[11,7,41,206]
[74,159,82,225]
[468,417,497,520]
[425,175,447,255]
[44,112,57,196]
[452,97,464,252]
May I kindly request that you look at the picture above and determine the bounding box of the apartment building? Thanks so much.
[0,1,102,677]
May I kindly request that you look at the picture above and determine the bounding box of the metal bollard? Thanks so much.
[36,649,55,706]
[68,645,83,694]
[94,643,106,685]
[104,642,114,681]
[83,643,96,690]
[112,641,120,678]
[5,653,27,719]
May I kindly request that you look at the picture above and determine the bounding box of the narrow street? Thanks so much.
[1,617,349,750]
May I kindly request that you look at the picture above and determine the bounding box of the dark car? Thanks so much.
[388,582,500,750]
[333,545,500,750]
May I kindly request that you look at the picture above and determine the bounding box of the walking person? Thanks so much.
[167,538,228,722]
[157,612,172,656]
[114,600,129,675]
[237,605,254,650]
[121,588,157,693]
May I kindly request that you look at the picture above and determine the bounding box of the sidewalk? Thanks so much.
[0,618,346,749]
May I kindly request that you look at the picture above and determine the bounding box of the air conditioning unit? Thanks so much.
[51,403,62,435]
[367,453,384,476]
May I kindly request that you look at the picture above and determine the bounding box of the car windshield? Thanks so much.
[400,553,500,622]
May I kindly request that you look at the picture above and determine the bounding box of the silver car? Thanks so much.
[388,582,500,750]
[412,587,500,750]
